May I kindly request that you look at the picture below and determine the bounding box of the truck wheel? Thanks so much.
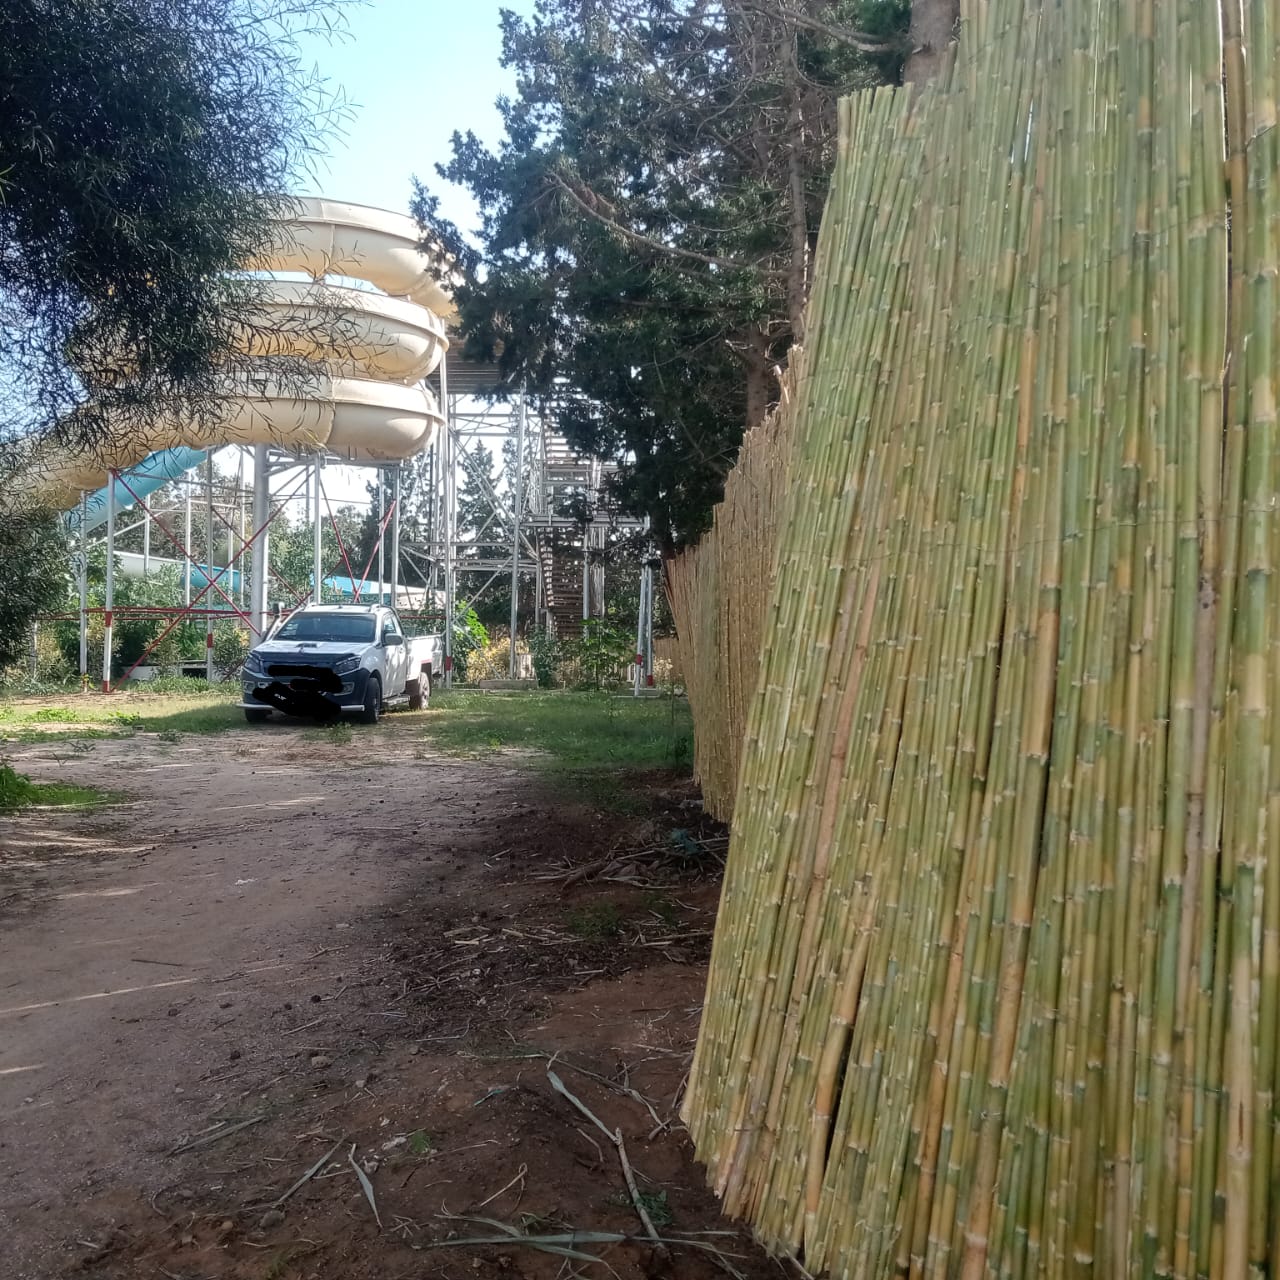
[360,676,381,725]
[244,708,270,724]
[408,673,430,711]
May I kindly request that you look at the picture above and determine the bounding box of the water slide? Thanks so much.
[30,197,454,525]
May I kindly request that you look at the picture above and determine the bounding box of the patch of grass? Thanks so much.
[642,891,680,928]
[420,691,693,775]
[131,675,211,694]
[304,722,353,747]
[0,689,242,740]
[565,902,624,940]
[605,1189,674,1227]
[407,1130,433,1156]
[0,763,119,813]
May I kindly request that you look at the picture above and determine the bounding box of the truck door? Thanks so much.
[381,613,410,694]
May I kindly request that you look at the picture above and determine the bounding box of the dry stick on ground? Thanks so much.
[168,1114,267,1156]
[546,1069,669,1260]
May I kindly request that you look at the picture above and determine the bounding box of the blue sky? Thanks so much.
[294,1,537,233]
[274,3,538,509]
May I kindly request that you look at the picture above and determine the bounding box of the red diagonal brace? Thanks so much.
[110,467,309,687]
[353,498,397,604]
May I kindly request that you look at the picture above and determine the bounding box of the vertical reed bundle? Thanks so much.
[665,363,801,822]
[681,0,1280,1274]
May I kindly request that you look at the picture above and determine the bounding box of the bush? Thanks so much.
[0,763,38,811]
[466,637,524,682]
[564,619,634,690]
[529,629,560,688]
[449,603,489,683]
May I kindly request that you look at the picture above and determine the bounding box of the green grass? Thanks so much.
[566,902,625,940]
[419,691,693,774]
[0,763,119,813]
[0,689,242,741]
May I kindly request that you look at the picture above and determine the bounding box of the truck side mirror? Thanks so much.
[384,633,405,647]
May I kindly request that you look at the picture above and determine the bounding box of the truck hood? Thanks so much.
[253,641,367,661]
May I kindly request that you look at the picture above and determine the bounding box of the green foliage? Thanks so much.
[528,629,560,689]
[0,510,68,667]
[566,619,634,690]
[212,622,249,679]
[417,0,908,547]
[0,761,115,812]
[0,0,350,445]
[449,603,490,683]
[566,902,624,940]
[420,690,693,775]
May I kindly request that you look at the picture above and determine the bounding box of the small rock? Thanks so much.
[218,1219,235,1234]
[354,1077,367,1091]
[310,1054,332,1069]
[310,994,322,1004]
[408,1044,420,1056]
[258,1209,285,1230]
[219,1001,232,1010]
[283,1002,293,1011]
[167,1007,179,1017]
[229,1050,241,1061]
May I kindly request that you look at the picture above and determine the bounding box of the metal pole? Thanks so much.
[250,444,270,645]
[142,504,151,576]
[441,359,454,687]
[103,476,115,693]
[205,452,215,680]
[376,469,385,602]
[390,465,402,610]
[633,561,646,696]
[226,493,235,604]
[645,560,655,684]
[509,390,526,677]
[313,455,324,604]
[78,491,89,679]
[183,485,192,605]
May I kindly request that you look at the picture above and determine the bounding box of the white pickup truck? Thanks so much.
[239,603,442,725]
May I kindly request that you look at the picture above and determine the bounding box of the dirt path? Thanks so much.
[0,720,761,1280]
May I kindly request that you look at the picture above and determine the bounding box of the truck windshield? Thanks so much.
[274,614,376,643]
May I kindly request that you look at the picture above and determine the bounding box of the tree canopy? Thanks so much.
[0,0,349,451]
[417,0,910,549]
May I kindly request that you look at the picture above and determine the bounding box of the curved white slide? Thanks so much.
[21,196,453,513]
[252,197,458,318]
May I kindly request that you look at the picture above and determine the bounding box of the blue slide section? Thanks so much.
[67,447,210,535]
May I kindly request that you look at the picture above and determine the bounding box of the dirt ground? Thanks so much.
[0,714,777,1280]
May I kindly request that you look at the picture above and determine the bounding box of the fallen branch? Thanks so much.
[348,1144,382,1229]
[267,1138,344,1209]
[546,1069,668,1259]
[168,1113,266,1156]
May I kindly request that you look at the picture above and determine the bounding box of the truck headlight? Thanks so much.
[243,651,266,676]
[334,655,359,676]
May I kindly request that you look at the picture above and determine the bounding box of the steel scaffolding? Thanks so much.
[64,351,655,692]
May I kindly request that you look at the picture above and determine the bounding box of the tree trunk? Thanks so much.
[902,0,959,85]
[745,348,772,430]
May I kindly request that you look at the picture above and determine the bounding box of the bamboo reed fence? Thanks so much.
[682,0,1280,1275]
[665,366,799,821]
[651,634,683,686]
